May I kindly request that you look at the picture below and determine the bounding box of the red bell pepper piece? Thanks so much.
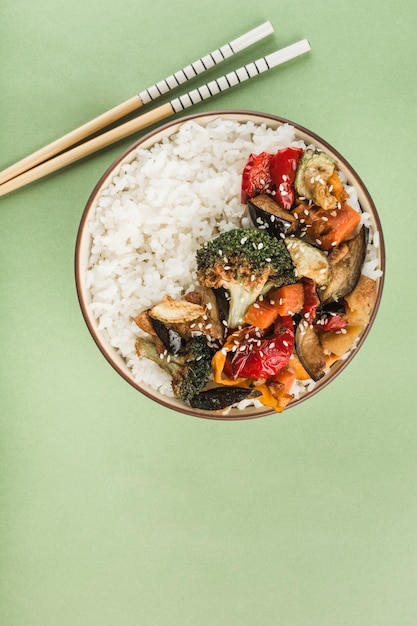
[240,151,273,203]
[302,278,320,322]
[269,146,304,210]
[314,313,347,331]
[228,316,294,380]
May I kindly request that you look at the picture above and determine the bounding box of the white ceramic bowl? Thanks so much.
[75,111,385,420]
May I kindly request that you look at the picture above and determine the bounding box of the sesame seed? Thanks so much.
[258,242,264,250]
[240,237,247,245]
[315,239,322,245]
[253,302,260,308]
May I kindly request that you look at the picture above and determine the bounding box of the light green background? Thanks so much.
[1,1,416,624]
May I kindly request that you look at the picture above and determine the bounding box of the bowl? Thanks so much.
[75,110,385,420]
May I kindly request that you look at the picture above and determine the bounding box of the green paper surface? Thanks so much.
[1,1,417,624]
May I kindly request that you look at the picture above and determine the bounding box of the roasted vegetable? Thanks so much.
[295,319,326,381]
[149,294,205,324]
[189,386,261,411]
[269,146,304,209]
[248,193,297,238]
[297,202,362,251]
[285,236,331,286]
[241,151,274,203]
[294,149,338,211]
[301,278,321,322]
[243,282,304,328]
[150,318,185,356]
[343,274,377,326]
[320,227,367,303]
[196,228,296,329]
[226,316,294,380]
[135,334,212,403]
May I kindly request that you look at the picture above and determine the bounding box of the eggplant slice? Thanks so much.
[319,227,367,303]
[150,318,186,356]
[189,386,262,411]
[248,193,297,238]
[295,320,326,381]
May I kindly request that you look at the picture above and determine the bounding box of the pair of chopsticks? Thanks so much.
[0,22,311,197]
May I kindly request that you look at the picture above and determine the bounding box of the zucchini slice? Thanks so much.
[294,149,338,210]
[284,237,331,286]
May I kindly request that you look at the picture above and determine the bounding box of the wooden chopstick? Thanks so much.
[0,39,311,197]
[0,22,274,187]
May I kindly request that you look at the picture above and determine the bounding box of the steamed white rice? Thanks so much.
[85,118,382,403]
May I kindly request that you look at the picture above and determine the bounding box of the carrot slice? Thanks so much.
[267,283,305,317]
[242,299,279,329]
[269,368,296,394]
[243,283,304,328]
[304,203,361,251]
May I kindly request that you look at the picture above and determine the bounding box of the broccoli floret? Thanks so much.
[135,334,212,403]
[196,228,296,328]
